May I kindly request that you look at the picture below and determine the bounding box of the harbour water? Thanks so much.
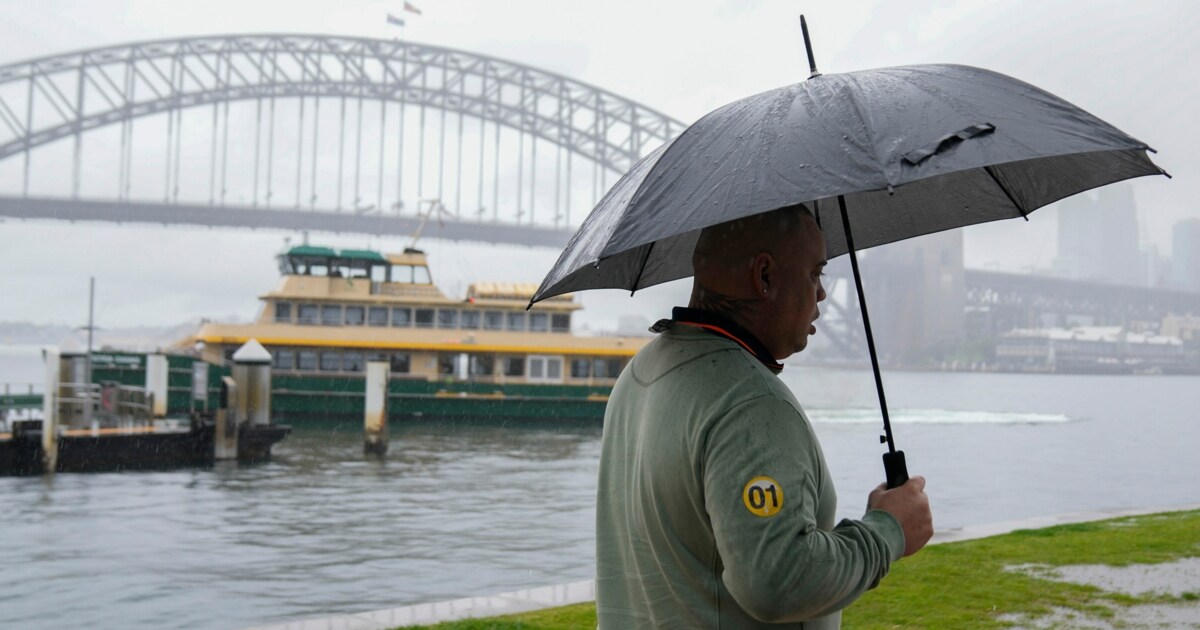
[2,344,1198,629]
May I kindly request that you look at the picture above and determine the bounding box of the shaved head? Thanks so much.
[692,203,815,297]
[689,202,827,360]
[694,203,813,264]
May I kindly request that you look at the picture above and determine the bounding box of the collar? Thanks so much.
[650,307,784,373]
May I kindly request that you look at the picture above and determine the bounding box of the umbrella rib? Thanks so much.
[628,241,656,296]
[983,165,1029,221]
[839,75,890,184]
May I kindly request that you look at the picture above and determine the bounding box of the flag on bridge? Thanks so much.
[403,1,423,15]
[386,13,406,27]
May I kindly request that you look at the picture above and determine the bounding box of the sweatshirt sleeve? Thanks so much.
[702,394,904,623]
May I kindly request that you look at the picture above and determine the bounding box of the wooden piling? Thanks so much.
[232,340,272,426]
[145,354,169,419]
[41,349,60,473]
[214,376,239,460]
[364,361,389,455]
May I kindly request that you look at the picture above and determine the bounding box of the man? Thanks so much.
[595,202,933,628]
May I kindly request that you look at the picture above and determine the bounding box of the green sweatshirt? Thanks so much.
[596,325,904,629]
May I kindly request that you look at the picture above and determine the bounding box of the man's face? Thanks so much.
[766,215,827,360]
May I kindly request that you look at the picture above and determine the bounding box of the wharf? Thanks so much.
[2,344,291,475]
[0,418,290,475]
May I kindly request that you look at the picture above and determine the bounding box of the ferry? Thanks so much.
[994,326,1195,374]
[185,245,649,422]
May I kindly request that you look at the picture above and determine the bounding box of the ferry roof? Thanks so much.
[284,246,388,264]
[387,250,430,266]
[338,249,388,263]
[287,245,339,258]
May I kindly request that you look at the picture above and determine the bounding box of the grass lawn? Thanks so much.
[395,509,1200,629]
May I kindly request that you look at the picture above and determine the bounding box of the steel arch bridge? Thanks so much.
[0,34,686,246]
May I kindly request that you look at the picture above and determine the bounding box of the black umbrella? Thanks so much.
[530,17,1169,487]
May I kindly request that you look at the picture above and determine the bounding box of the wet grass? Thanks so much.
[394,509,1200,629]
[393,602,595,630]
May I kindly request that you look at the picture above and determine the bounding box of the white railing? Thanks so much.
[56,381,154,426]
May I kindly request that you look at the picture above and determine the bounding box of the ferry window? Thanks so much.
[320,351,342,371]
[274,349,295,370]
[297,351,318,371]
[460,311,480,329]
[391,307,412,327]
[368,307,388,326]
[413,266,431,284]
[438,353,456,375]
[529,312,549,333]
[321,305,343,326]
[345,306,365,326]
[343,352,364,372]
[415,308,435,328]
[526,356,563,382]
[503,356,524,376]
[593,358,622,379]
[298,304,319,325]
[275,302,292,323]
[506,311,526,331]
[391,264,413,283]
[310,264,329,277]
[390,353,411,374]
[371,265,387,282]
[469,355,493,376]
[551,314,571,333]
[437,309,459,329]
[570,359,590,378]
[365,352,388,364]
[484,311,503,331]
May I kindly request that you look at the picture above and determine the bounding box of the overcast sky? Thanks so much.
[0,0,1195,329]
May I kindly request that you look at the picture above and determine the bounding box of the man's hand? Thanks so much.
[867,476,933,557]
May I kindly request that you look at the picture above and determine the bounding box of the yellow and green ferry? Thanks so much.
[186,245,647,422]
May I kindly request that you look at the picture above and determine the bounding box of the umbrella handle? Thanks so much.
[884,450,909,489]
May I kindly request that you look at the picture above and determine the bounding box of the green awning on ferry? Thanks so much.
[338,249,388,263]
[286,245,338,258]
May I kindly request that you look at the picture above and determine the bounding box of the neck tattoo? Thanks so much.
[692,286,755,328]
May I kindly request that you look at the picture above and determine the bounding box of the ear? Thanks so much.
[751,252,774,297]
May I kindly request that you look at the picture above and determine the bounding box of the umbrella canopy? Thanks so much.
[530,63,1166,304]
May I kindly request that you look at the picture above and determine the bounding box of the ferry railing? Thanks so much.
[56,381,154,427]
[1,383,45,431]
[3,382,43,396]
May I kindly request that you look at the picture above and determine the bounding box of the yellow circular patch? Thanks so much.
[742,476,784,517]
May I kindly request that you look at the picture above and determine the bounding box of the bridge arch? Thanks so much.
[0,34,684,171]
[0,34,686,227]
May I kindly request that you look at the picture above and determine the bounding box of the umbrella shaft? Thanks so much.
[836,195,897,454]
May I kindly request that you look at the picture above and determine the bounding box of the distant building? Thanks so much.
[864,229,964,360]
[1140,244,1170,289]
[1171,219,1200,292]
[995,326,1190,374]
[1161,315,1200,344]
[1052,185,1142,286]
